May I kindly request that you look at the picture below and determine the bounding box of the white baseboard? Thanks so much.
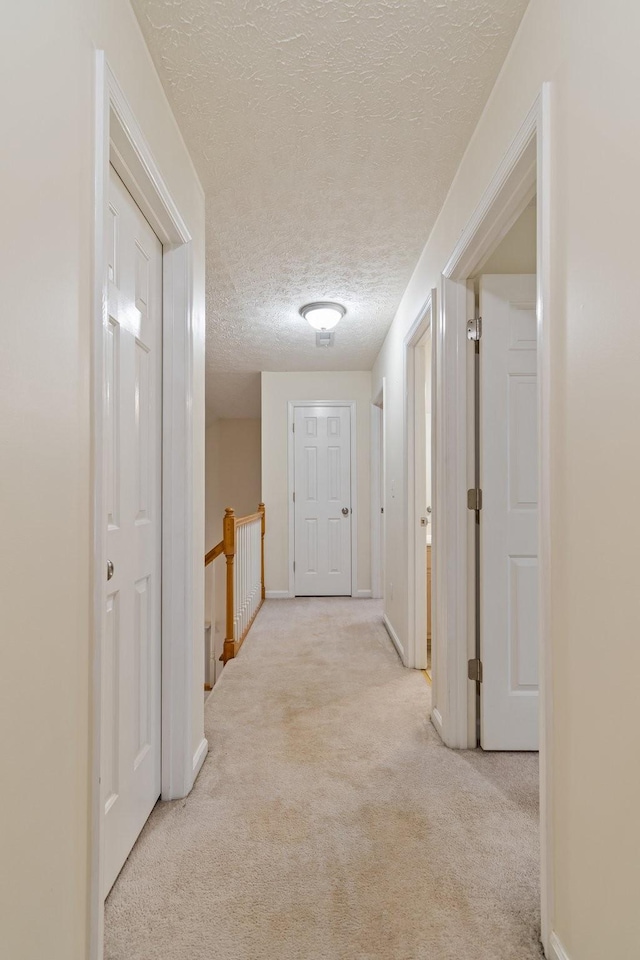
[383,614,406,664]
[431,707,444,741]
[549,933,570,960]
[354,589,373,599]
[192,737,208,783]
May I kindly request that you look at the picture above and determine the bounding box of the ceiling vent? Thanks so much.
[316,331,335,348]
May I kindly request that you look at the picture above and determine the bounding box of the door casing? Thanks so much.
[287,401,358,598]
[91,55,204,960]
[435,87,553,952]
[370,384,385,601]
[404,293,436,669]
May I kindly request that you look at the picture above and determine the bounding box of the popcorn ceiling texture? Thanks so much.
[132,0,529,417]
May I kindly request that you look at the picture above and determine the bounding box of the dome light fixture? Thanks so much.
[299,301,346,332]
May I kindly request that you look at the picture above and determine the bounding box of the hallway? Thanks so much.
[105,599,541,960]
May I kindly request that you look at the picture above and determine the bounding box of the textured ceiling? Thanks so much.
[132,0,529,418]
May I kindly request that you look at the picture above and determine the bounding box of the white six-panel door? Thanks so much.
[294,405,352,596]
[479,275,538,750]
[102,167,162,893]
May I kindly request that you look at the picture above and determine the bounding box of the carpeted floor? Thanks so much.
[105,599,542,960]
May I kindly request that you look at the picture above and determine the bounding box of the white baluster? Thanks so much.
[233,524,238,642]
[244,523,249,632]
[240,524,244,637]
[254,520,258,617]
[239,524,243,637]
[247,522,250,626]
[253,520,257,618]
[243,523,248,633]
[251,521,255,620]
[253,520,258,618]
[247,522,251,627]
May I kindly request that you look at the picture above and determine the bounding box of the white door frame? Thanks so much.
[91,55,203,959]
[370,384,385,600]
[435,87,553,952]
[287,401,358,597]
[404,292,435,669]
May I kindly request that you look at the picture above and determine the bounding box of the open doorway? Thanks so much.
[443,187,540,753]
[371,384,385,601]
[433,89,552,951]
[470,203,538,749]
[405,293,435,673]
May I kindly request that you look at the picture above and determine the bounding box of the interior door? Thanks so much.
[102,166,162,893]
[479,274,538,750]
[413,337,430,668]
[293,405,352,596]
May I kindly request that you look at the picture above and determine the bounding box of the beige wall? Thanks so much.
[0,2,205,958]
[261,372,372,596]
[213,420,263,524]
[480,200,536,274]
[372,0,640,956]
[205,419,262,671]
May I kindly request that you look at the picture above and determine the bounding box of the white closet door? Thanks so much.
[480,274,538,750]
[294,406,352,596]
[103,167,162,893]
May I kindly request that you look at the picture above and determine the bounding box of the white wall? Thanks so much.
[205,419,262,673]
[0,3,205,958]
[372,0,640,956]
[261,372,372,596]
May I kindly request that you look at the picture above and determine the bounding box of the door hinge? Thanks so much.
[468,658,483,682]
[293,491,295,502]
[466,316,482,342]
[467,488,482,511]
[293,560,296,572]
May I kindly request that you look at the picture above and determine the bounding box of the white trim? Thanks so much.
[370,380,386,601]
[90,55,109,960]
[383,614,405,663]
[549,933,570,960]
[265,590,294,600]
[355,590,373,599]
[537,83,554,956]
[192,738,208,779]
[91,55,201,960]
[436,86,553,952]
[431,706,444,741]
[433,274,471,749]
[287,401,358,597]
[404,293,434,669]
[442,98,538,281]
[370,402,383,600]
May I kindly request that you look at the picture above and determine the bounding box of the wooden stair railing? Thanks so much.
[204,502,266,666]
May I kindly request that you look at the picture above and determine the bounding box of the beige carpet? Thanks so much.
[105,599,542,960]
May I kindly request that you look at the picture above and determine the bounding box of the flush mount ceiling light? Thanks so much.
[299,301,346,331]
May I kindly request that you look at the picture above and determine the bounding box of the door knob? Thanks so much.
[342,507,349,516]
[107,559,114,581]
